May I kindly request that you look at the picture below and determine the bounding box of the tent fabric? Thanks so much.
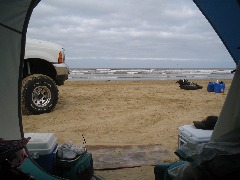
[193,0,240,65]
[193,0,240,142]
[211,64,240,141]
[0,0,40,140]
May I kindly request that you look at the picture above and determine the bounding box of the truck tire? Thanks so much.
[22,74,59,115]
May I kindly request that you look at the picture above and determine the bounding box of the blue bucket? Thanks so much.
[207,82,215,92]
[214,83,225,93]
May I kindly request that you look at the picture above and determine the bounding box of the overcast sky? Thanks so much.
[27,0,236,69]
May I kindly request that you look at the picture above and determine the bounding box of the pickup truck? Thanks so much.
[21,38,69,115]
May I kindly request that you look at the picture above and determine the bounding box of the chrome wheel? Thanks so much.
[22,74,58,115]
[32,86,51,107]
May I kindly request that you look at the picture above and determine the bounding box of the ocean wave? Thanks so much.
[68,68,234,81]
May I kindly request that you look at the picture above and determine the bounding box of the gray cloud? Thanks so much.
[27,0,235,68]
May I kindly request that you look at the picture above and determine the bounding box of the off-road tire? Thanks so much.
[22,74,59,115]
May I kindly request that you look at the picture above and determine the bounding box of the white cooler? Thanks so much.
[178,125,213,147]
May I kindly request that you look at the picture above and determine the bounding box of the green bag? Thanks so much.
[55,152,93,180]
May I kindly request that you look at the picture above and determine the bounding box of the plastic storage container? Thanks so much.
[178,125,213,147]
[24,133,58,174]
[207,82,215,92]
[214,83,225,93]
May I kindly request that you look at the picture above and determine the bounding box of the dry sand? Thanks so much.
[22,79,231,179]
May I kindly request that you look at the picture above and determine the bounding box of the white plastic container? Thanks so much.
[178,125,213,147]
[24,133,58,173]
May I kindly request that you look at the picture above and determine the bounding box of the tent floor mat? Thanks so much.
[86,144,171,170]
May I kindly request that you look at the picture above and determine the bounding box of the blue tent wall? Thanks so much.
[193,0,240,65]
[193,0,240,141]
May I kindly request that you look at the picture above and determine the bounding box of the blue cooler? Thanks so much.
[207,82,215,92]
[214,83,225,93]
[24,133,58,174]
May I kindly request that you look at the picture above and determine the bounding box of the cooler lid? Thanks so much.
[179,125,213,141]
[25,133,57,151]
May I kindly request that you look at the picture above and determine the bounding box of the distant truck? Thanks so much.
[21,38,69,115]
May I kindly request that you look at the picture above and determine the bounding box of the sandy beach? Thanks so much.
[22,79,231,179]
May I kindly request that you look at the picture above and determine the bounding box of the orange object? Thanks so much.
[58,51,64,63]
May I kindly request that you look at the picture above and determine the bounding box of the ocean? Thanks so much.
[68,68,234,81]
